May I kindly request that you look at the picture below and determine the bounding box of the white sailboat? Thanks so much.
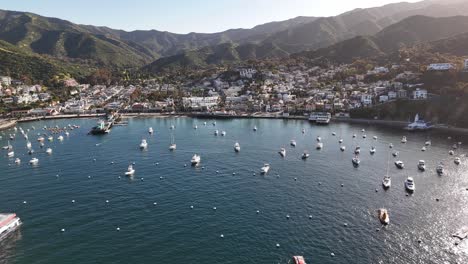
[261,164,270,174]
[234,142,240,152]
[169,133,176,151]
[191,154,201,165]
[125,164,135,176]
[46,148,53,155]
[148,127,154,134]
[279,148,286,157]
[139,139,148,149]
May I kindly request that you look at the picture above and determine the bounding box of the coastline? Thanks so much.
[0,119,17,131]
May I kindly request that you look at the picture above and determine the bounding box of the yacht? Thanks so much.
[417,160,426,171]
[395,160,404,169]
[14,158,21,164]
[253,126,257,132]
[405,114,434,131]
[370,146,376,154]
[340,146,346,151]
[261,164,270,174]
[221,131,226,136]
[405,177,415,192]
[46,148,53,155]
[352,156,360,166]
[191,154,201,165]
[392,151,399,157]
[139,139,148,149]
[214,130,219,136]
[125,164,135,176]
[301,152,310,159]
[436,163,444,175]
[234,142,240,152]
[290,140,297,147]
[382,176,391,189]
[148,127,154,134]
[401,136,407,143]
[454,157,461,165]
[29,158,39,165]
[378,209,390,225]
[57,136,64,141]
[316,142,323,150]
[279,148,286,157]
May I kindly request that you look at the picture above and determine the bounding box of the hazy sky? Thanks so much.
[1,0,421,33]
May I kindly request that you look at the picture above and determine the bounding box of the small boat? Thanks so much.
[352,134,356,138]
[221,131,226,136]
[26,141,32,149]
[302,128,305,134]
[316,136,321,142]
[452,144,458,150]
[47,136,53,142]
[339,139,343,144]
[14,158,21,164]
[392,151,398,157]
[203,122,207,126]
[378,208,390,225]
[193,125,198,130]
[57,136,64,141]
[382,176,391,189]
[46,148,53,155]
[212,122,216,126]
[37,137,45,142]
[28,149,34,155]
[279,148,286,157]
[40,143,44,148]
[425,141,431,146]
[253,126,257,131]
[417,160,426,171]
[260,164,270,174]
[401,136,407,143]
[340,146,346,151]
[125,164,135,176]
[370,146,376,154]
[29,158,39,165]
[373,136,378,140]
[332,132,336,136]
[454,157,461,165]
[148,127,154,134]
[7,150,14,157]
[290,140,297,147]
[139,139,148,149]
[395,160,404,169]
[389,143,393,149]
[352,156,360,166]
[436,163,444,174]
[301,152,310,159]
[170,125,175,130]
[191,154,201,165]
[361,129,366,132]
[234,142,240,152]
[405,177,415,192]
[293,256,306,264]
[316,142,323,150]
[362,134,367,139]
[169,133,176,151]
[421,146,426,152]
[354,146,361,155]
[449,150,455,156]
[65,132,70,137]
[214,130,219,136]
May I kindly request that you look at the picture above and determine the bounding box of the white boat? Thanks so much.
[40,143,44,148]
[47,136,53,142]
[14,158,21,164]
[290,140,297,147]
[316,142,323,150]
[401,136,407,143]
[354,146,361,154]
[57,136,64,141]
[352,156,360,166]
[339,139,343,144]
[139,139,148,149]
[389,143,393,149]
[373,136,378,140]
[234,142,240,152]
[405,114,434,131]
[0,213,22,238]
[340,146,346,151]
[405,177,415,192]
[28,149,34,155]
[191,154,201,165]
[203,122,207,126]
[26,141,32,149]
[395,160,404,169]
[260,164,270,174]
[125,164,135,176]
[449,150,455,156]
[169,133,176,151]
[436,163,444,174]
[170,125,175,130]
[417,160,426,171]
[279,148,286,157]
[382,176,391,189]
[392,151,399,157]
[148,127,154,134]
[221,131,226,136]
[361,129,365,132]
[29,158,39,165]
[65,131,70,137]
[352,134,357,138]
[301,152,310,159]
[37,136,45,142]
[332,132,336,136]
[370,147,376,154]
[421,146,426,152]
[46,148,53,155]
[316,136,321,142]
[302,128,305,134]
[378,209,390,225]
[425,141,431,146]
[362,134,367,139]
[454,157,461,165]
[212,122,216,126]
[214,130,219,136]
[194,125,198,130]
[7,150,14,157]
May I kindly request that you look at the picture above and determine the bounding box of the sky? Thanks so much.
[0,0,421,33]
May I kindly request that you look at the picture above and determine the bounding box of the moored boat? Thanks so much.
[0,213,22,240]
[378,209,390,225]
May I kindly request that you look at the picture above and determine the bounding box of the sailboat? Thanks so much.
[382,151,391,189]
[169,133,176,151]
[234,142,240,152]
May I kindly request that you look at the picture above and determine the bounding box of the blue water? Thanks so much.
[1,117,468,264]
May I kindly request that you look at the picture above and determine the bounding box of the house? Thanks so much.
[360,94,373,106]
[412,88,428,100]
[182,96,219,109]
[0,76,12,86]
[379,95,389,103]
[427,63,455,71]
[464,59,468,72]
[397,89,407,98]
[11,109,31,117]
[388,91,397,99]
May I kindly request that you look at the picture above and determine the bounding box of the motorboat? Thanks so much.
[191,154,201,165]
[354,146,361,155]
[14,158,21,164]
[361,129,366,132]
[26,141,32,149]
[125,165,135,176]
[40,143,44,148]
[37,136,45,142]
[362,134,367,139]
[47,136,53,142]
[57,136,64,141]
[203,122,207,126]
[389,143,393,149]
[28,149,34,155]
[234,142,240,152]
[373,136,378,140]
[212,122,216,126]
[302,128,305,134]
[301,152,310,159]
[405,177,415,192]
[394,160,404,169]
[46,148,53,155]
[370,146,376,154]
[382,176,391,189]
[449,150,455,156]
[279,148,286,157]
[316,136,321,142]
[316,142,323,150]
[148,127,154,134]
[421,146,426,152]
[214,130,219,136]
[139,139,148,149]
[332,132,336,136]
[425,141,431,146]
[392,151,399,157]
[29,158,39,165]
[417,160,426,171]
[352,134,357,138]
[65,132,70,137]
[221,131,226,136]
[170,125,175,130]
[352,156,360,166]
[7,150,14,157]
[260,164,270,174]
[340,146,346,151]
[436,163,444,174]
[378,209,390,225]
[193,125,198,130]
[339,139,343,144]
[454,157,461,165]
[401,136,407,143]
[253,126,257,131]
[290,140,297,147]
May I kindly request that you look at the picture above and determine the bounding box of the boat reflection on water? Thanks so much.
[0,228,22,263]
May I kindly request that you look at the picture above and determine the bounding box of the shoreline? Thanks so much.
[2,112,468,134]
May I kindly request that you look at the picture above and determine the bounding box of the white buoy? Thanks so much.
[220,234,224,238]
[61,228,65,232]
[116,227,120,231]
[190,205,194,209]
[23,201,27,204]
[276,243,280,248]
[153,202,157,206]
[72,200,75,203]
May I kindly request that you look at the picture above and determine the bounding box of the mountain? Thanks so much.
[296,15,468,63]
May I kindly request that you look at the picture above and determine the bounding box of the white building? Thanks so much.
[388,91,397,99]
[427,63,455,71]
[182,96,219,109]
[379,95,389,103]
[361,94,373,106]
[413,89,428,100]
[0,76,12,86]
[239,68,257,79]
[464,59,468,71]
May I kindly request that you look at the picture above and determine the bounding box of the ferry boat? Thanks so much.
[309,112,331,124]
[0,213,22,240]
[404,114,434,131]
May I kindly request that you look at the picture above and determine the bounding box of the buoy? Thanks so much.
[220,234,224,238]
[72,200,75,203]
[286,214,290,219]
[276,243,280,248]
[61,228,65,232]
[116,227,120,231]
[253,173,256,176]
[202,167,205,170]
[153,202,157,206]
[190,205,194,209]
